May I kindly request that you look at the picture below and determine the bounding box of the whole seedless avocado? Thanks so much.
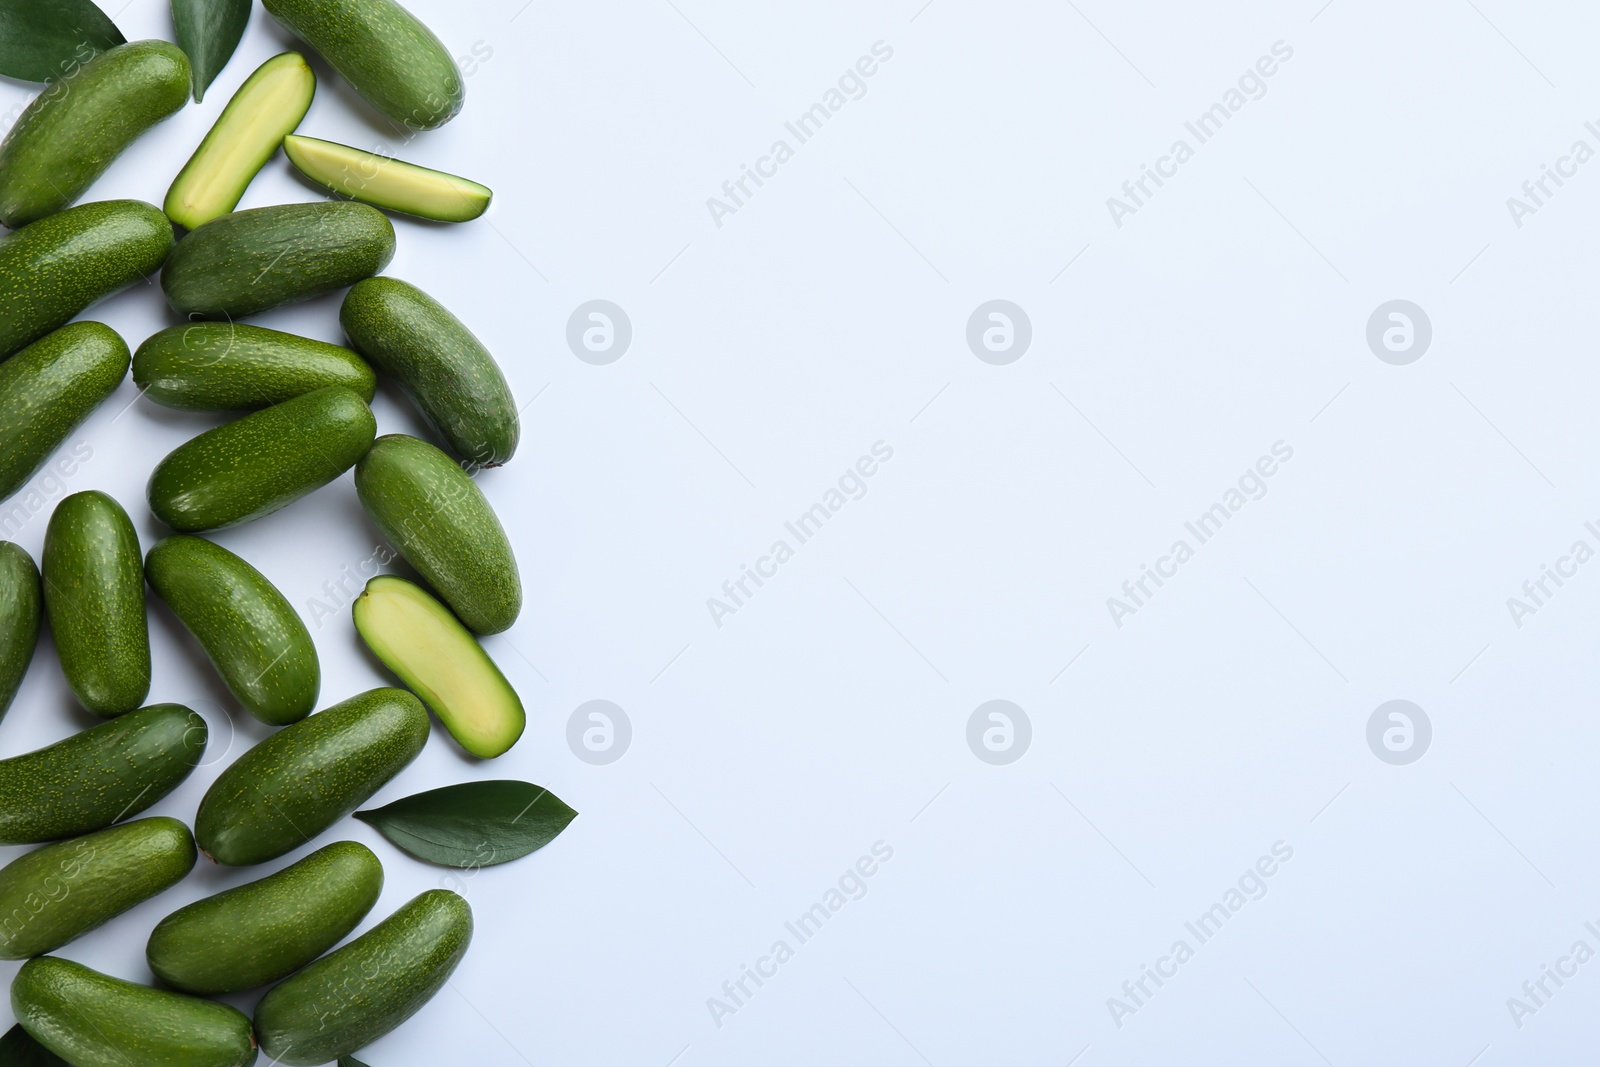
[0,200,174,360]
[355,435,521,634]
[146,536,319,725]
[0,42,191,228]
[0,544,40,724]
[42,492,151,715]
[196,687,429,865]
[134,322,376,411]
[0,703,206,845]
[148,841,383,993]
[0,818,196,960]
[162,201,395,319]
[0,322,130,504]
[263,0,463,130]
[255,889,471,1064]
[147,386,376,530]
[342,277,519,467]
[13,957,257,1067]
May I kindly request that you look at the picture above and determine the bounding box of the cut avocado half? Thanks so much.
[353,575,525,758]
[282,134,492,222]
[165,53,316,230]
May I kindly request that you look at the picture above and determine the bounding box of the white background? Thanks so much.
[2,0,1599,1064]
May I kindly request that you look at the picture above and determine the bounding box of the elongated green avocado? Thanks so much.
[147,840,383,993]
[166,53,317,230]
[355,576,524,757]
[355,435,521,634]
[161,201,395,319]
[195,687,429,865]
[14,957,257,1067]
[0,817,196,960]
[255,889,471,1064]
[0,703,206,845]
[0,42,191,228]
[0,200,173,361]
[342,277,518,467]
[145,536,318,725]
[284,134,490,221]
[0,323,129,505]
[0,543,40,724]
[42,491,150,715]
[263,0,463,130]
[133,322,376,411]
[147,386,376,530]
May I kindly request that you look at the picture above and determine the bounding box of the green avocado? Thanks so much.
[161,201,395,319]
[0,543,40,724]
[255,889,471,1064]
[13,956,256,1067]
[147,840,383,993]
[0,42,191,228]
[0,817,196,960]
[133,322,376,411]
[145,535,319,726]
[41,491,150,715]
[262,0,463,130]
[0,703,206,845]
[355,434,521,634]
[0,322,130,504]
[195,687,429,865]
[342,277,518,467]
[284,134,491,221]
[147,386,376,531]
[354,575,524,757]
[0,200,172,361]
[165,52,316,230]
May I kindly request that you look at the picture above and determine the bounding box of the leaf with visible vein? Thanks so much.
[355,780,577,868]
[170,0,249,101]
[0,0,123,83]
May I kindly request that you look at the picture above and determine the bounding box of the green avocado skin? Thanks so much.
[355,434,521,634]
[147,386,376,531]
[13,956,257,1067]
[42,491,150,715]
[0,322,130,504]
[134,322,377,411]
[161,201,395,319]
[196,687,429,866]
[342,277,518,467]
[0,543,40,724]
[148,840,383,994]
[0,200,173,361]
[262,0,463,130]
[0,817,196,960]
[256,889,471,1065]
[0,703,206,845]
[0,42,191,228]
[145,535,319,726]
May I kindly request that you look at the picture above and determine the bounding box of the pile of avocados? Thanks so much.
[0,0,533,1063]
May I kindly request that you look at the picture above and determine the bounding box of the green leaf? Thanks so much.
[0,0,123,83]
[170,0,249,101]
[338,1059,373,1067]
[355,780,578,869]
[0,1025,69,1066]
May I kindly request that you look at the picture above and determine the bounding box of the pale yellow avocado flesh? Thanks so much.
[282,134,492,222]
[165,53,316,230]
[353,575,525,758]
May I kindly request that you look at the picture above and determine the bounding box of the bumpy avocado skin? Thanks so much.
[0,322,130,503]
